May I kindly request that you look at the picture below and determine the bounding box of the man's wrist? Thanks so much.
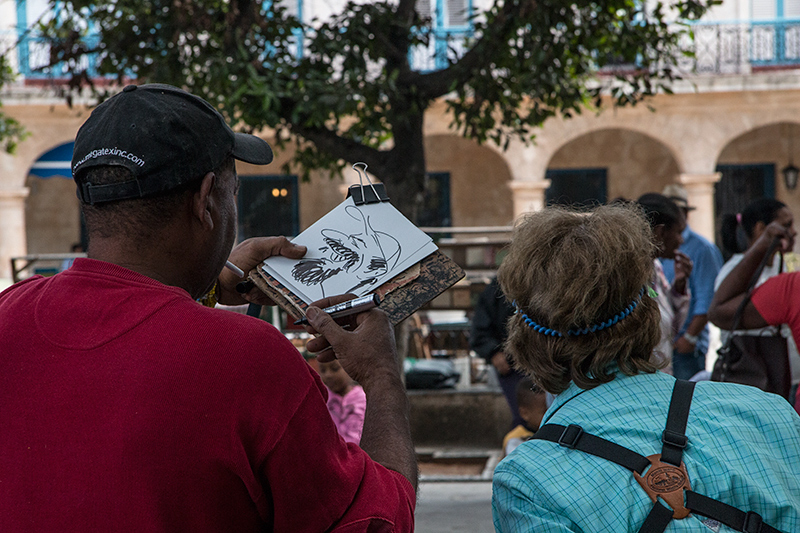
[682,332,699,345]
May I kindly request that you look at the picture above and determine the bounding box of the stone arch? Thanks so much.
[2,105,88,190]
[0,103,88,280]
[425,133,515,226]
[717,121,800,172]
[713,121,800,252]
[545,127,682,203]
[24,141,82,255]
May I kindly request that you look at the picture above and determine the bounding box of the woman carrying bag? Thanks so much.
[713,199,799,402]
[709,218,800,413]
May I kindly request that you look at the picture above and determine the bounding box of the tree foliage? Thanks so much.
[0,55,28,154]
[31,0,716,218]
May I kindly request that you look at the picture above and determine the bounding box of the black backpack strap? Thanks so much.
[661,379,696,466]
[639,501,675,533]
[686,492,782,533]
[634,380,696,533]
[532,423,651,474]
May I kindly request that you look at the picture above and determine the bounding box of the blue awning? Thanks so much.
[29,142,74,179]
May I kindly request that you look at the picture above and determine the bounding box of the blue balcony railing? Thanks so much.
[686,19,800,74]
[15,32,102,80]
[409,27,472,72]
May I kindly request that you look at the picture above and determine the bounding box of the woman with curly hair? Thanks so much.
[492,203,800,533]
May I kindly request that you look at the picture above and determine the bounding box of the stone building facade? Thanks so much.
[3,0,800,285]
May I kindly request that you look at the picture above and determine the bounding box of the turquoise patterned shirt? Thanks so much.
[492,371,800,532]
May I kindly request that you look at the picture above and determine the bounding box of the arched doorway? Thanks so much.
[425,134,514,227]
[714,122,800,253]
[547,128,680,206]
[24,142,83,255]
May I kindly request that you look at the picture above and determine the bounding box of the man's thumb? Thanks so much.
[305,306,339,339]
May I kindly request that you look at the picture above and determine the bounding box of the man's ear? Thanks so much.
[752,220,766,241]
[652,224,666,249]
[192,172,216,230]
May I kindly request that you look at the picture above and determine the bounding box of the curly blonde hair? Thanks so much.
[498,203,663,394]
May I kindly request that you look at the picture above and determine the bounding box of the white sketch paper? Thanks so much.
[261,196,437,303]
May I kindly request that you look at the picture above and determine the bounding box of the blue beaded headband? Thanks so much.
[513,287,646,338]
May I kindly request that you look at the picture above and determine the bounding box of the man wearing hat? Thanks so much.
[660,184,724,380]
[0,84,416,531]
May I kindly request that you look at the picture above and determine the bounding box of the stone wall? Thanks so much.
[408,387,512,449]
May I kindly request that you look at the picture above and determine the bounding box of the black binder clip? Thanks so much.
[346,162,390,205]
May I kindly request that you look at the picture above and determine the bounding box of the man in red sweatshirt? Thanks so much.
[0,84,416,532]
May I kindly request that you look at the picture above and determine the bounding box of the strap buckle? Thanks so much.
[662,430,688,449]
[743,511,763,533]
[557,424,584,449]
[633,454,692,519]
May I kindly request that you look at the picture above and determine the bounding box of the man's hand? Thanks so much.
[217,237,306,306]
[672,251,693,294]
[756,220,796,256]
[674,336,695,354]
[492,351,512,376]
[303,295,398,386]
[302,295,418,491]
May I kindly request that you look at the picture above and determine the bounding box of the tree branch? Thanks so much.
[290,121,387,173]
[412,0,533,100]
[396,0,419,26]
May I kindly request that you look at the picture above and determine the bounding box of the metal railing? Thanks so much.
[684,19,800,74]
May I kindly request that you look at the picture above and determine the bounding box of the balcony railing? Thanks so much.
[409,28,472,73]
[684,19,800,74]
[14,33,101,80]
[411,21,800,76]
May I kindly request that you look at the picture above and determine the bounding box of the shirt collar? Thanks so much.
[540,364,623,426]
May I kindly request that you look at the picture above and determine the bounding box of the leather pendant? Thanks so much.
[633,454,692,519]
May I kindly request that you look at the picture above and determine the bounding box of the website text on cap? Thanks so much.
[72,84,273,205]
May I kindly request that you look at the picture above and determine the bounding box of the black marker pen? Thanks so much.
[294,293,380,326]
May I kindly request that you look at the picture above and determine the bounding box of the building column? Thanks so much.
[0,188,31,285]
[508,180,551,220]
[677,173,720,242]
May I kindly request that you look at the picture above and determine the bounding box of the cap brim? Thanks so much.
[232,132,273,165]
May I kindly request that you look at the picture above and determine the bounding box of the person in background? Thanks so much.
[0,84,416,532]
[502,378,547,456]
[660,184,723,380]
[715,197,800,399]
[470,276,524,427]
[59,242,84,271]
[492,203,800,533]
[636,193,693,368]
[318,359,367,444]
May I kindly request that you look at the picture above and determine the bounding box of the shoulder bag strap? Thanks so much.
[726,237,783,334]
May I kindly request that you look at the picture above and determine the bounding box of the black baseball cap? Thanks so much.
[72,83,273,205]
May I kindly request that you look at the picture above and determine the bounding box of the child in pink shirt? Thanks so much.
[318,359,367,444]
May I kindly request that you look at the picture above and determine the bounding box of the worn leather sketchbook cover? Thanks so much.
[249,249,464,326]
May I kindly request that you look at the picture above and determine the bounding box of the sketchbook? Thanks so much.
[261,196,439,302]
[250,195,464,325]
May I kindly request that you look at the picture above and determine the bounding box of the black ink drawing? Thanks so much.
[292,205,401,297]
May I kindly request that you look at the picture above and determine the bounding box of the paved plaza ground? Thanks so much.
[414,481,494,533]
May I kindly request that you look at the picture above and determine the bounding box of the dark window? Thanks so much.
[416,172,452,228]
[237,175,299,240]
[545,168,608,208]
